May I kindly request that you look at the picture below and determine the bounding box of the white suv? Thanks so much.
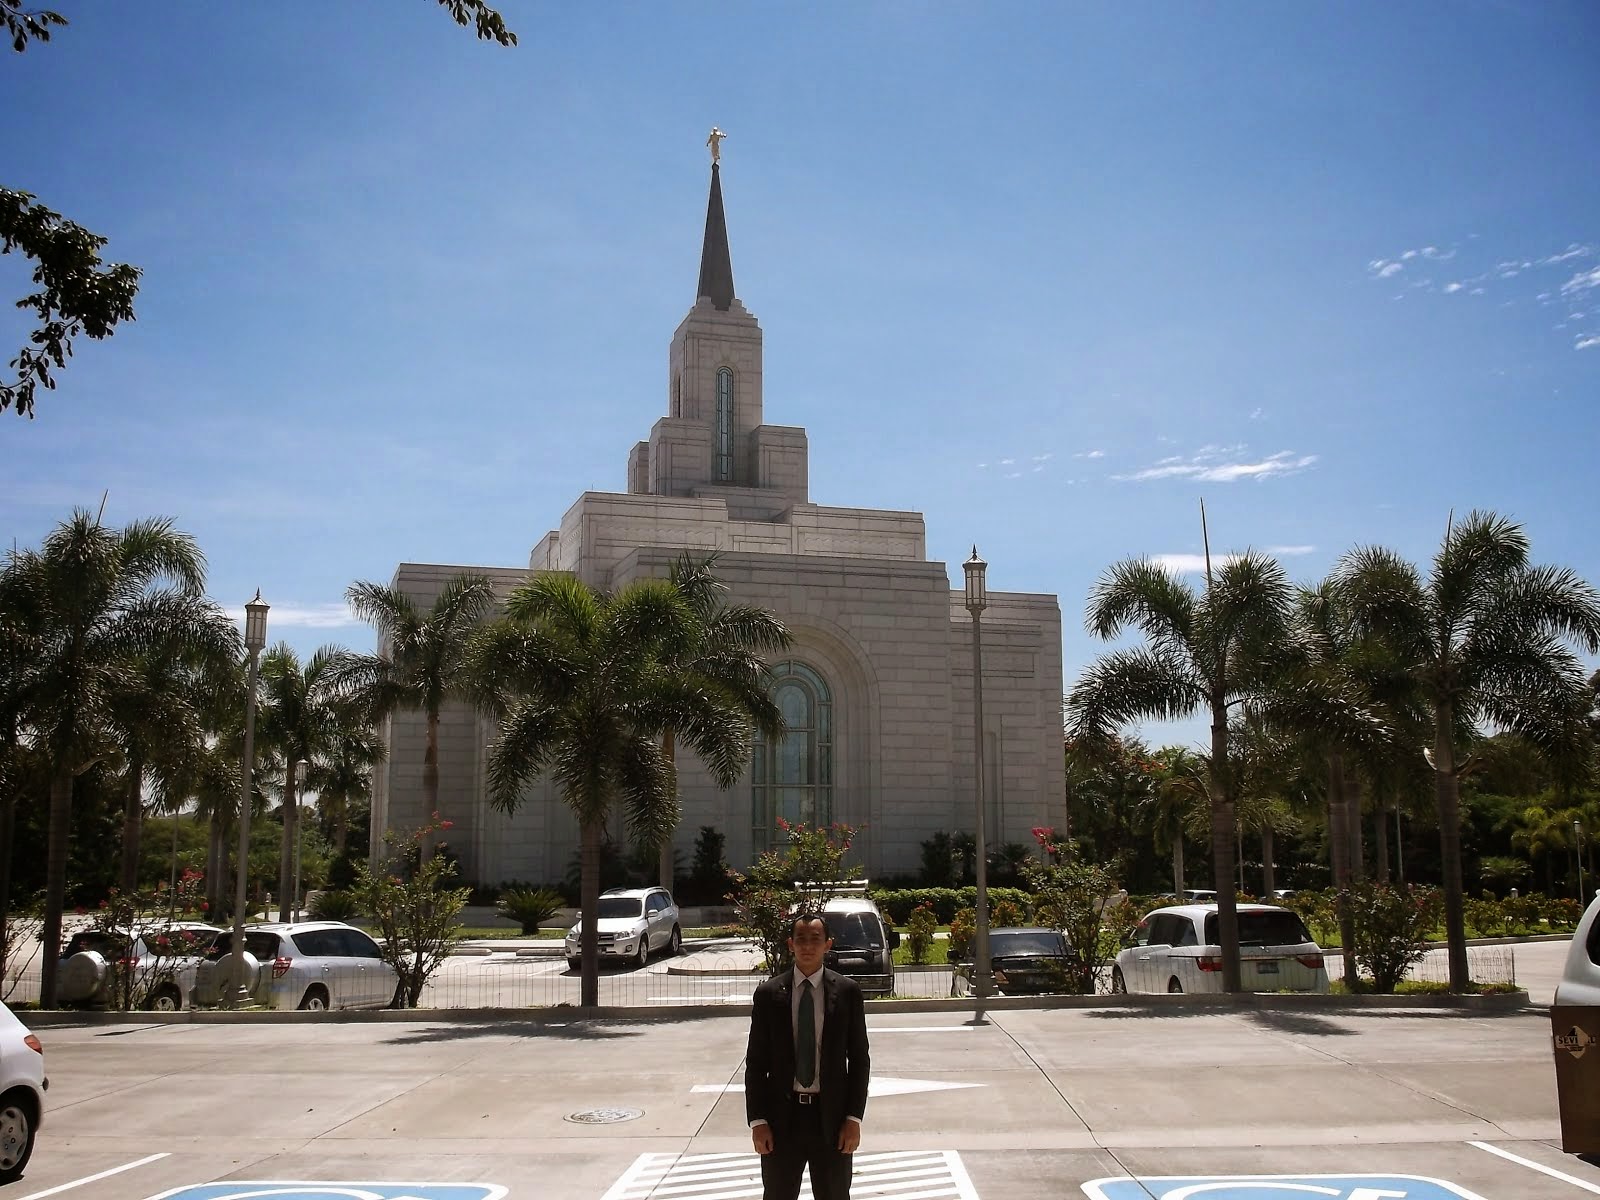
[56,922,221,1011]
[192,922,400,1011]
[0,1000,44,1183]
[565,887,681,971]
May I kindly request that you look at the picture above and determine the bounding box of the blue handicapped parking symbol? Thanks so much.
[144,1184,507,1200]
[1082,1175,1486,1200]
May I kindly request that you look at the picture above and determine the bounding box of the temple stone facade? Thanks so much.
[371,159,1064,884]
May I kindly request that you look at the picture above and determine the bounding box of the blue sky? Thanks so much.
[3,3,1597,750]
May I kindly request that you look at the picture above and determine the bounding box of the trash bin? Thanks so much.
[1551,1005,1600,1154]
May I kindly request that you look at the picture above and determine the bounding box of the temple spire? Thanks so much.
[696,133,736,311]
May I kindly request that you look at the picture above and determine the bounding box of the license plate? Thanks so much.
[1255,960,1279,974]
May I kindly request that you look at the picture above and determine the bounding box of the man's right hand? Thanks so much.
[751,1122,774,1155]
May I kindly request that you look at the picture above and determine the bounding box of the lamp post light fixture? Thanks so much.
[962,546,993,1026]
[229,591,269,1008]
[292,759,310,921]
[1576,819,1587,909]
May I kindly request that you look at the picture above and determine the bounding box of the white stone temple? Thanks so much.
[371,149,1064,884]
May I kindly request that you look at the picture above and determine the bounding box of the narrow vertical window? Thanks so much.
[752,661,832,853]
[715,366,734,481]
[671,374,681,419]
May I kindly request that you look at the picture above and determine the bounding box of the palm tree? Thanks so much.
[105,643,234,893]
[0,511,236,1007]
[1065,551,1369,991]
[1146,747,1207,896]
[470,573,754,1007]
[1335,511,1600,990]
[308,724,384,857]
[343,572,498,857]
[255,644,355,920]
[653,554,790,886]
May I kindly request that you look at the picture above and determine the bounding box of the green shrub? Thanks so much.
[1346,882,1442,994]
[497,886,566,934]
[871,885,1034,924]
[990,898,1028,928]
[1545,895,1584,930]
[905,903,937,965]
[309,889,362,921]
[948,907,976,961]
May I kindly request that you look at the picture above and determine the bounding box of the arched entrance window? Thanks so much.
[752,661,832,852]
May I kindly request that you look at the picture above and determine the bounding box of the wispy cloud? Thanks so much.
[1266,544,1316,557]
[1577,333,1600,351]
[1561,265,1600,297]
[1112,447,1317,484]
[1249,407,1264,420]
[1151,553,1238,574]
[223,602,360,629]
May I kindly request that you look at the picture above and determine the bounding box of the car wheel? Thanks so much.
[298,984,330,1012]
[1111,967,1127,995]
[146,983,182,1013]
[1167,977,1183,994]
[0,1090,36,1183]
[636,938,650,968]
[668,925,682,956]
[567,957,581,973]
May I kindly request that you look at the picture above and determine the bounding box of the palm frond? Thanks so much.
[1065,646,1204,740]
[1085,558,1196,648]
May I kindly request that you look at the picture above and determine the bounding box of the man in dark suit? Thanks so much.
[746,911,871,1200]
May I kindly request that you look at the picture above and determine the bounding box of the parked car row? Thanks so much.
[952,903,1331,997]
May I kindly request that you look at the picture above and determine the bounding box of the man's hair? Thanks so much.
[789,911,828,939]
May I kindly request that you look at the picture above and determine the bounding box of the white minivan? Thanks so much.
[1554,893,1600,1005]
[1113,903,1330,995]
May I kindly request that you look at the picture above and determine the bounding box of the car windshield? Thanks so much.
[823,912,882,950]
[989,931,1066,957]
[597,898,643,919]
[1204,911,1312,947]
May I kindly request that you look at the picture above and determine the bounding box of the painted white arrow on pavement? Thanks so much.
[692,1076,982,1097]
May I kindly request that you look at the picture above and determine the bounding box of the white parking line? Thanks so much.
[14,1152,169,1200]
[867,1026,975,1033]
[603,1150,979,1200]
[1469,1140,1600,1195]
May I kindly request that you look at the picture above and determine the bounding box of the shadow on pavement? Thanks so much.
[1242,1009,1357,1037]
[380,1012,714,1045]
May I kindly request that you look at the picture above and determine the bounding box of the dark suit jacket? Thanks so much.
[745,967,870,1139]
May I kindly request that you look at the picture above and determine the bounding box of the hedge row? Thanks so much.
[869,886,1035,924]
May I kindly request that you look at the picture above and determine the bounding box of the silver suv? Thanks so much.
[564,886,682,971]
[56,923,220,1011]
[192,921,399,1011]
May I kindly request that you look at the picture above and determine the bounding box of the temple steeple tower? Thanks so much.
[624,133,808,509]
[696,161,736,311]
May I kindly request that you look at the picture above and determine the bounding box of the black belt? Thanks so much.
[791,1092,820,1105]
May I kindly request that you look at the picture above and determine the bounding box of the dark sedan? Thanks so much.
[961,927,1079,995]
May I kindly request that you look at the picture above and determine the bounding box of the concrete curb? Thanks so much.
[17,987,1533,1027]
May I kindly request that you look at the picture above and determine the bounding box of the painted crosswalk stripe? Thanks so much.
[602,1150,979,1200]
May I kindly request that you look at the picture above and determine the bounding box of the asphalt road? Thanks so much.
[16,1000,1599,1200]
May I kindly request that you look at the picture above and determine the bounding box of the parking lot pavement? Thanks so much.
[16,1005,1600,1200]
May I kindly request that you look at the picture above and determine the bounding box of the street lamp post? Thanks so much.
[292,759,310,921]
[963,547,992,1025]
[229,592,269,1008]
[1576,819,1587,909]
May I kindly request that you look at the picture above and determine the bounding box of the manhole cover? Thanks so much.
[565,1106,644,1125]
